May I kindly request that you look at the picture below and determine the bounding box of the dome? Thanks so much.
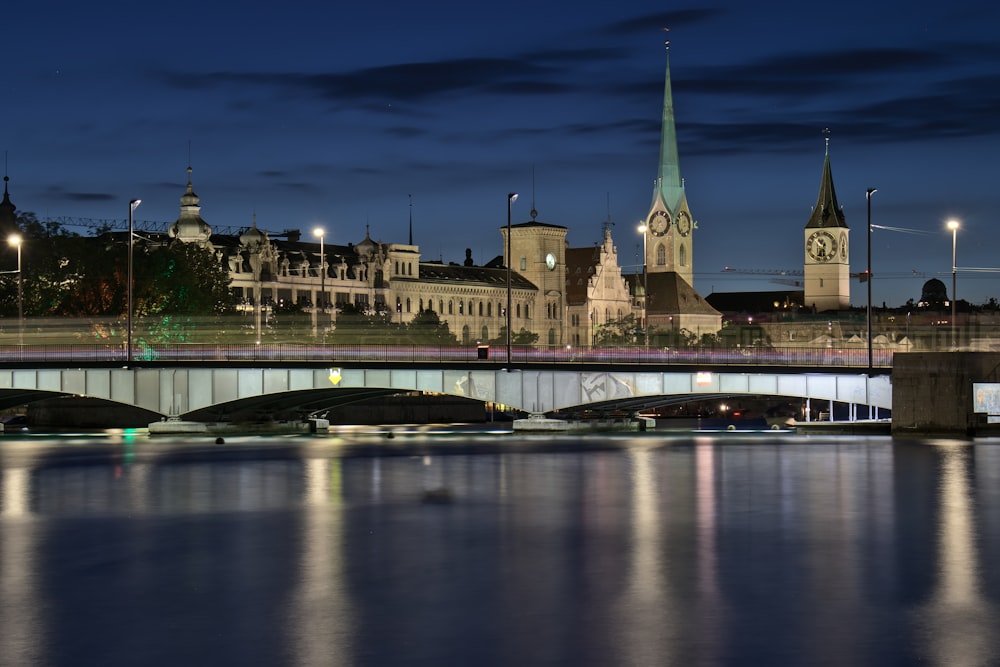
[921,278,948,305]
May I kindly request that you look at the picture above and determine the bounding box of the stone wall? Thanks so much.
[892,352,1000,436]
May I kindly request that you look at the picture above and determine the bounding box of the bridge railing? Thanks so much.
[0,343,893,368]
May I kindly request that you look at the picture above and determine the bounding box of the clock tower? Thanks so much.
[803,137,850,312]
[643,35,694,287]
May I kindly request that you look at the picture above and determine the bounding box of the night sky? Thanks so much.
[3,1,998,308]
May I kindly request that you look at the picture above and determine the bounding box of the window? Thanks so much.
[481,326,489,341]
[478,302,483,316]
[516,304,521,318]
[656,244,666,266]
[459,301,464,315]
[679,244,687,267]
[448,301,454,315]
[548,329,555,345]
[487,302,492,317]
[520,257,526,271]
[462,325,471,345]
[406,298,411,313]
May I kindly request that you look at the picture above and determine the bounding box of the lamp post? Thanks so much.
[7,234,22,345]
[127,198,141,364]
[313,226,326,333]
[947,219,960,349]
[636,222,648,349]
[865,188,876,374]
[506,192,518,365]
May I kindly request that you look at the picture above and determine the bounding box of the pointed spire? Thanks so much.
[0,153,18,235]
[805,130,846,229]
[652,29,685,213]
[530,165,538,221]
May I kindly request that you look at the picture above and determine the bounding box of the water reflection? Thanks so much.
[1,454,43,665]
[288,457,353,666]
[917,442,997,667]
[618,447,669,665]
[0,434,999,665]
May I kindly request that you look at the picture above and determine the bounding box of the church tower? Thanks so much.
[0,174,18,238]
[803,137,850,312]
[642,34,694,287]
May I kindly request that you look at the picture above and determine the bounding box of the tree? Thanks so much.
[402,309,459,345]
[594,314,642,346]
[2,215,236,345]
[488,326,538,347]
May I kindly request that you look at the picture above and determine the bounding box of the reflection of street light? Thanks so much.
[948,219,960,349]
[865,188,876,374]
[637,222,648,349]
[313,226,325,325]
[7,234,22,345]
[506,192,518,365]
[127,198,141,364]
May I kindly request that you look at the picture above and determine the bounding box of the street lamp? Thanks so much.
[313,226,326,319]
[636,222,648,349]
[7,234,22,345]
[127,198,141,364]
[865,188,876,374]
[947,219,960,349]
[506,192,518,365]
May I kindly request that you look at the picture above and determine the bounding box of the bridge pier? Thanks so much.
[513,413,570,432]
[892,352,1000,437]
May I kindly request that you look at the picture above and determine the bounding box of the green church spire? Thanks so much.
[653,31,685,213]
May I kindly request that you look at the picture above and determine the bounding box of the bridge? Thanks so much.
[0,345,893,426]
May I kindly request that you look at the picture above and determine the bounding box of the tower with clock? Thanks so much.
[503,205,568,345]
[803,137,850,312]
[637,34,720,338]
[642,35,695,288]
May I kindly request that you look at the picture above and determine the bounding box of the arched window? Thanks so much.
[419,298,424,311]
[468,301,473,315]
[406,298,411,313]
[679,243,687,267]
[459,301,464,315]
[481,325,489,341]
[548,328,556,345]
[656,244,666,266]
[462,325,471,344]
[448,301,454,315]
[487,302,492,317]
[439,299,444,313]
[516,304,521,318]
[524,304,529,319]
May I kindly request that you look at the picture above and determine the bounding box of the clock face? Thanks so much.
[648,210,669,237]
[545,252,556,271]
[677,211,692,237]
[839,232,847,260]
[807,230,837,262]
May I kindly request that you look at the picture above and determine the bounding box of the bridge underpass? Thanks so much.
[0,366,892,428]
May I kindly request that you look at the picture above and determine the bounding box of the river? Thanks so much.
[1,428,998,666]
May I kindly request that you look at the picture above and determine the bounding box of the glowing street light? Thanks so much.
[636,221,648,349]
[866,188,876,374]
[313,226,326,318]
[127,198,141,364]
[506,192,518,365]
[7,234,22,345]
[948,219,960,349]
